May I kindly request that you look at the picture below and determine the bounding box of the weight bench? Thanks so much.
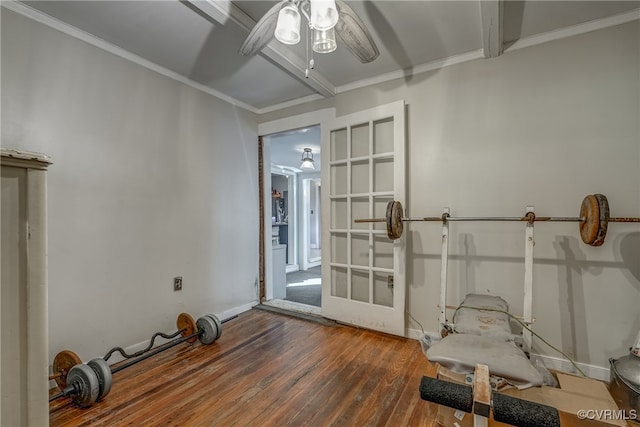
[420,364,560,427]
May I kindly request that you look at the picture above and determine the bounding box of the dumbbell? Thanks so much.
[49,312,223,408]
[49,358,112,408]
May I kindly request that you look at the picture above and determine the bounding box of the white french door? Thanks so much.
[321,100,406,336]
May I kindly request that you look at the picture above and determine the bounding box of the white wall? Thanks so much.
[261,21,640,375]
[2,10,260,363]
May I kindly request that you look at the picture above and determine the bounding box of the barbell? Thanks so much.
[49,312,224,408]
[354,194,640,246]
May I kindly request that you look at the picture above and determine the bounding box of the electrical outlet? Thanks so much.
[174,276,183,291]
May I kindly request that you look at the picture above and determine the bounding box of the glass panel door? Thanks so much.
[321,101,406,336]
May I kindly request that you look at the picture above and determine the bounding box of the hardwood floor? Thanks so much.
[50,309,439,426]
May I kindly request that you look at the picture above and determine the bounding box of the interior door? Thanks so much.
[321,100,406,336]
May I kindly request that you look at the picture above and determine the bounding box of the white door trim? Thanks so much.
[258,109,336,301]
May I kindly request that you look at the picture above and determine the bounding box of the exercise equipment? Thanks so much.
[355,194,640,245]
[49,312,226,408]
[50,350,82,389]
[419,364,560,427]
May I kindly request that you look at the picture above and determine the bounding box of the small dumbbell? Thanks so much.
[49,358,112,407]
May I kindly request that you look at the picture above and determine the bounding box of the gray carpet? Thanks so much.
[285,266,321,307]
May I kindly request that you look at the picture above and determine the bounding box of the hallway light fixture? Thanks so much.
[300,148,315,170]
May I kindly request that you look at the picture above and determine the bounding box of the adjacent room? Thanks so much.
[267,126,322,312]
[2,0,639,425]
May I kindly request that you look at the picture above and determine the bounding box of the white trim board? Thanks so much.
[335,8,640,98]
[506,8,640,53]
[75,300,259,368]
[531,353,610,382]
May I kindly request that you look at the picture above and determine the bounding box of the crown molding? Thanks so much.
[5,0,638,116]
[505,8,640,53]
[2,0,260,114]
[335,49,485,95]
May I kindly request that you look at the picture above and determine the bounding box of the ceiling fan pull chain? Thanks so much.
[301,0,314,78]
[309,27,315,71]
[305,22,315,78]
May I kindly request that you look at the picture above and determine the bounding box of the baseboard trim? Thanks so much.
[530,353,610,382]
[219,300,259,322]
[94,301,258,366]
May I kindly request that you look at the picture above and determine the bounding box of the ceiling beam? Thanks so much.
[185,0,335,98]
[479,0,503,58]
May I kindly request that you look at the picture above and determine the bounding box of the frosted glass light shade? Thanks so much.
[310,0,339,31]
[312,28,337,53]
[275,3,301,45]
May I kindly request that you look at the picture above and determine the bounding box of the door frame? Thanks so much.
[258,109,336,302]
[270,166,298,272]
[1,149,51,426]
[301,177,322,271]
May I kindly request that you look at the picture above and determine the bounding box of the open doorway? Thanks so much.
[262,125,322,313]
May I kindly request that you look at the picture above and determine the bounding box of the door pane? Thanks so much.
[351,234,369,267]
[331,198,347,229]
[351,160,369,194]
[373,117,394,154]
[331,164,347,195]
[373,236,393,269]
[373,196,393,231]
[331,233,347,264]
[351,270,369,303]
[373,157,393,192]
[331,128,348,161]
[373,272,393,307]
[351,197,369,230]
[331,266,348,298]
[351,123,369,158]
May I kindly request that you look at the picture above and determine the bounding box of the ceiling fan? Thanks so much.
[239,0,379,64]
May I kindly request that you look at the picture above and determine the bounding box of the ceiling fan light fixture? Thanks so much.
[312,28,337,54]
[300,148,315,170]
[309,0,339,31]
[274,2,301,45]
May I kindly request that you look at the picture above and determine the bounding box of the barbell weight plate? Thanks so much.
[579,195,600,245]
[386,200,404,240]
[87,358,112,402]
[196,315,218,345]
[177,312,198,344]
[591,193,610,247]
[207,314,223,339]
[52,350,82,390]
[67,364,100,408]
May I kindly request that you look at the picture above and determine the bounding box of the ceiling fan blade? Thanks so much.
[239,0,286,56]
[335,0,379,63]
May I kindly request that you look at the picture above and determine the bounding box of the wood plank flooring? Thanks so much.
[50,309,439,426]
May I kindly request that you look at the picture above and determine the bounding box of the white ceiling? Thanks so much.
[14,0,640,113]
